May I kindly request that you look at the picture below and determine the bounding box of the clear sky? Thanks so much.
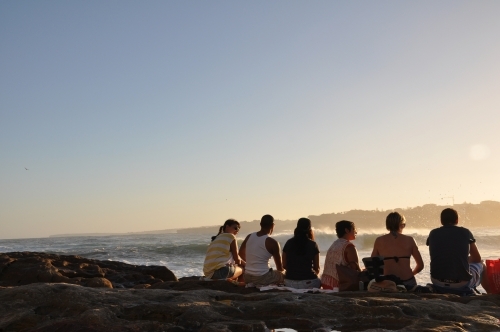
[1,1,499,239]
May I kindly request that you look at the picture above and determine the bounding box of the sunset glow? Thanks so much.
[1,1,499,239]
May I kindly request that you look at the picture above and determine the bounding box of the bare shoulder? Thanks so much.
[266,236,279,246]
[376,234,392,243]
[401,233,416,241]
[241,234,252,244]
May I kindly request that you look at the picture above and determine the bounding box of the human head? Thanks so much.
[335,220,356,238]
[211,219,240,241]
[386,212,406,232]
[440,208,459,226]
[294,217,314,240]
[260,214,274,229]
[223,219,240,232]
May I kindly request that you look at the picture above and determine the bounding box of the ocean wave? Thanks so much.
[1,229,498,273]
[474,234,500,249]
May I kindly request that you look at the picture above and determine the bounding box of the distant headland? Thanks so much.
[50,200,500,238]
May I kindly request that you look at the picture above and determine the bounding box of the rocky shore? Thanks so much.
[1,252,499,331]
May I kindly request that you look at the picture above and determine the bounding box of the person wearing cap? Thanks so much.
[239,214,285,286]
[282,218,321,289]
[427,208,492,294]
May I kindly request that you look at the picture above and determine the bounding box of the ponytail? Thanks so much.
[211,219,240,241]
[211,225,224,242]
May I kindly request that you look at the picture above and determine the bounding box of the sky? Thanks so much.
[1,1,499,239]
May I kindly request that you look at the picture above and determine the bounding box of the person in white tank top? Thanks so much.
[240,214,285,286]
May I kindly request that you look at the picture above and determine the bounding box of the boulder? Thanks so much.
[0,282,499,331]
[1,252,499,331]
[0,252,177,289]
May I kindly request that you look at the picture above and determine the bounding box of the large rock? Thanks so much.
[0,282,499,331]
[1,252,499,331]
[0,252,177,289]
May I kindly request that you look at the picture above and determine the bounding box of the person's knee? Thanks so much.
[234,266,243,277]
[480,262,491,293]
[477,261,486,280]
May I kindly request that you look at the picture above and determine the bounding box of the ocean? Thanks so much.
[1,227,499,292]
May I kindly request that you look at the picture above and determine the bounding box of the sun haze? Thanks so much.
[1,2,499,239]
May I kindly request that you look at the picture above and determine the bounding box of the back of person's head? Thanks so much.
[295,217,313,238]
[386,212,406,232]
[336,220,355,238]
[440,208,458,226]
[293,217,314,255]
[260,214,274,229]
[211,219,240,241]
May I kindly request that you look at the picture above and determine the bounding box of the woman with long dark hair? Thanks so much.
[203,219,245,281]
[282,218,321,289]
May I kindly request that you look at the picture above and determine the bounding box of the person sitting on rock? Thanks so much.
[427,208,492,295]
[282,218,321,289]
[321,220,361,290]
[371,212,424,290]
[203,219,245,281]
[239,214,285,286]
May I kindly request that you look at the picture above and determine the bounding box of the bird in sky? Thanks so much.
[25,167,29,170]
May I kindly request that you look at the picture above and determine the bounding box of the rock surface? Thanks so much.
[0,252,177,289]
[1,252,500,331]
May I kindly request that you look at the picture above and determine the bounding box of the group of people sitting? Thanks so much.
[202,209,493,295]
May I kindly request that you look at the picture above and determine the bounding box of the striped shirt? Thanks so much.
[203,233,235,278]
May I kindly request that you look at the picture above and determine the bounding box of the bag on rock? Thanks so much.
[367,279,399,293]
[486,259,500,294]
[336,264,370,291]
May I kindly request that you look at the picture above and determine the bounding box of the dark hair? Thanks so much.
[211,219,240,241]
[386,212,405,232]
[260,214,274,229]
[335,220,355,238]
[441,208,458,226]
[292,218,314,255]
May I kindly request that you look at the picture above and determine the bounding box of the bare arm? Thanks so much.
[345,245,361,271]
[411,238,424,275]
[313,253,320,275]
[239,234,251,262]
[469,242,482,263]
[266,238,284,272]
[371,238,380,257]
[230,239,245,266]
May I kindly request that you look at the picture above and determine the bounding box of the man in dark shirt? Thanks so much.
[427,208,489,294]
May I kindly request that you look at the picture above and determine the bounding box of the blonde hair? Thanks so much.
[386,212,405,232]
